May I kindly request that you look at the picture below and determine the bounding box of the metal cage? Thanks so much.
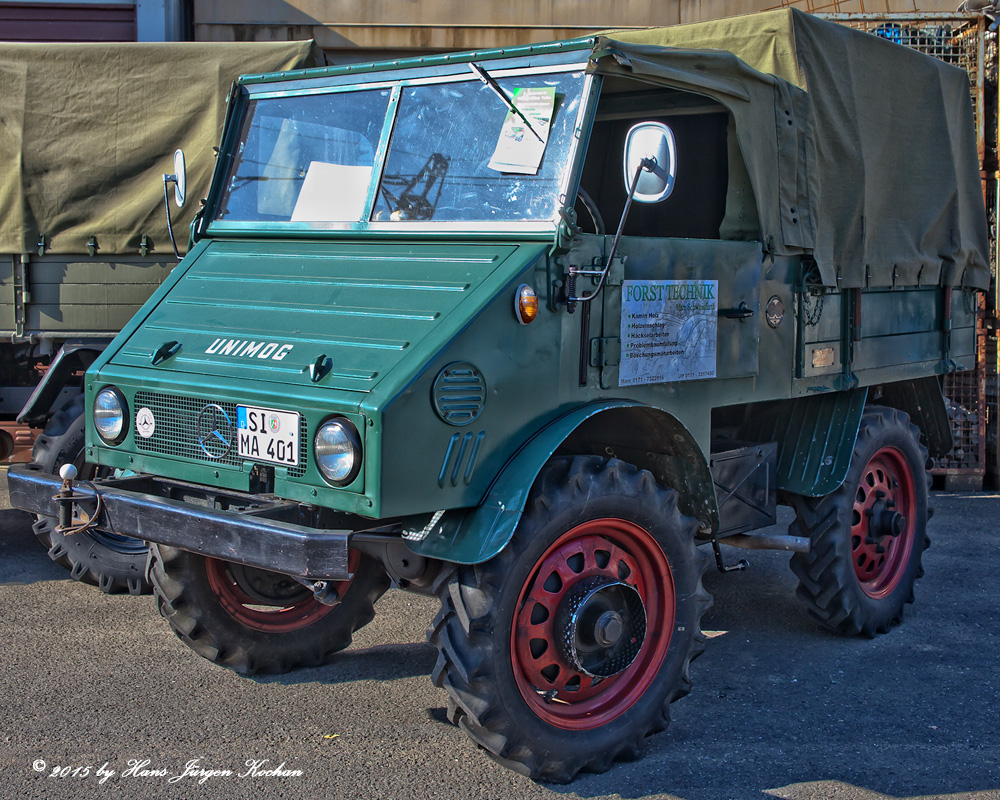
[819,12,996,488]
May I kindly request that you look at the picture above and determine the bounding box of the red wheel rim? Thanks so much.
[511,518,675,730]
[205,554,357,633]
[851,446,916,599]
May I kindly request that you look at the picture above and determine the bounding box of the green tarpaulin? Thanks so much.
[596,9,989,290]
[0,40,321,256]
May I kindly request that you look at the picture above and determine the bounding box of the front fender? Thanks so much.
[405,400,669,565]
[16,341,107,426]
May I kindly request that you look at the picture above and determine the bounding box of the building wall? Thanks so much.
[192,0,965,62]
[0,0,186,42]
[0,2,137,42]
[0,1,971,50]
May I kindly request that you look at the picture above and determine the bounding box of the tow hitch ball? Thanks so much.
[51,464,102,536]
[54,464,79,532]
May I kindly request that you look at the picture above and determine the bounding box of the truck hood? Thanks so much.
[109,239,540,393]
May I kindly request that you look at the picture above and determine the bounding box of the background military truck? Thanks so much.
[8,9,990,782]
[0,40,321,593]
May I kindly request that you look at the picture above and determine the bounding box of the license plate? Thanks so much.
[237,406,300,467]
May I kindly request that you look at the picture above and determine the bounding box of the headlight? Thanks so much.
[93,387,128,444]
[314,418,362,485]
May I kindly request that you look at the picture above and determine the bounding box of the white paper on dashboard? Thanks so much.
[291,162,372,222]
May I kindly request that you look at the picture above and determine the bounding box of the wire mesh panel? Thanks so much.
[822,12,994,485]
[987,335,999,481]
[824,13,985,145]
[985,32,999,486]
[769,2,921,13]
[934,326,987,481]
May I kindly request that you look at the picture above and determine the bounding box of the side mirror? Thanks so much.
[165,149,187,209]
[162,148,187,258]
[622,122,676,203]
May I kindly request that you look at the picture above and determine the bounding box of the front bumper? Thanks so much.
[8,464,353,580]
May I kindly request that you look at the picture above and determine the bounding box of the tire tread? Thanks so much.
[148,544,389,675]
[788,407,932,637]
[427,456,712,783]
[31,395,150,594]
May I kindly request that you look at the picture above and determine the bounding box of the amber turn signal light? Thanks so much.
[515,284,539,324]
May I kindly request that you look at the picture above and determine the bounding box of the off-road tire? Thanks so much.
[149,544,390,675]
[789,405,931,636]
[31,394,150,594]
[427,456,712,783]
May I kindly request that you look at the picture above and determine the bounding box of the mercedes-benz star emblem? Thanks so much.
[196,404,234,459]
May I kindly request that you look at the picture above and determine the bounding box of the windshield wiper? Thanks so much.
[469,62,544,143]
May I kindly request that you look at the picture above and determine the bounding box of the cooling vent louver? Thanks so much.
[432,362,487,426]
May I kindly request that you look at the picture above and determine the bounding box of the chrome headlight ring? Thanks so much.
[93,386,129,445]
[313,417,362,486]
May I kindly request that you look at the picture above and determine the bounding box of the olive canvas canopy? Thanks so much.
[0,40,321,256]
[595,9,990,290]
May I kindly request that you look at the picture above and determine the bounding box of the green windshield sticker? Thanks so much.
[488,87,556,175]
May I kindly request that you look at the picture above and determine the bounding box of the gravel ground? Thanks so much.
[0,467,997,800]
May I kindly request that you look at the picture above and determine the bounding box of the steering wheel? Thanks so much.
[575,187,606,235]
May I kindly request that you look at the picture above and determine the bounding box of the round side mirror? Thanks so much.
[622,122,676,203]
[171,149,187,209]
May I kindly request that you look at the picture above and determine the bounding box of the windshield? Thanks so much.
[213,68,587,228]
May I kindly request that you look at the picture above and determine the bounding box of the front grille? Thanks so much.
[133,391,307,477]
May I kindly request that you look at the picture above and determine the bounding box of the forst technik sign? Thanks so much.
[620,280,718,386]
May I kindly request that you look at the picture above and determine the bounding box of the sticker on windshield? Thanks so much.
[619,280,718,386]
[292,162,372,222]
[488,87,556,175]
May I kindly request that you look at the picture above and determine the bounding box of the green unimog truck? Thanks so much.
[8,9,990,782]
[0,40,320,593]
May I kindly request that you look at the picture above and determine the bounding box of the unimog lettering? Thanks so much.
[7,8,991,786]
[204,339,293,361]
[238,341,266,357]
